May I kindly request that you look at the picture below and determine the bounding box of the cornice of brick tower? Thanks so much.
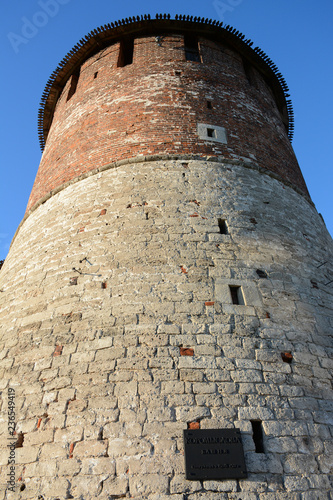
[26,14,307,215]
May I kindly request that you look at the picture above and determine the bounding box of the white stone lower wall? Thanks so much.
[0,158,332,499]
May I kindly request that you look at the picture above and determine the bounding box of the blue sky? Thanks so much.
[1,0,332,259]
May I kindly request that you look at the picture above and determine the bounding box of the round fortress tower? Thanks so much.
[0,14,332,500]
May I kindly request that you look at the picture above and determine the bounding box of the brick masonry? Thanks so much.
[0,158,332,499]
[27,33,307,212]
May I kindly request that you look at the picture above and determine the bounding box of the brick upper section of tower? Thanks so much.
[27,16,308,212]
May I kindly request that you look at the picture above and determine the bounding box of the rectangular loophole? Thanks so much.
[66,72,79,101]
[243,59,257,87]
[184,34,201,62]
[207,100,213,109]
[251,421,265,453]
[207,128,215,138]
[218,218,228,234]
[229,285,244,305]
[117,38,134,67]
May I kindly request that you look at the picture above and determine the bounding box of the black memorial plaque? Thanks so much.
[183,428,247,480]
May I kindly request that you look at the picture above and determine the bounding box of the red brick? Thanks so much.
[180,347,194,357]
[187,421,200,429]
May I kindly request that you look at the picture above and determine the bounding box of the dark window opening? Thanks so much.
[229,285,244,305]
[243,59,256,86]
[94,71,98,79]
[256,269,268,279]
[207,100,213,109]
[184,34,201,62]
[66,72,79,101]
[207,128,215,138]
[117,38,134,67]
[251,421,265,453]
[218,218,228,235]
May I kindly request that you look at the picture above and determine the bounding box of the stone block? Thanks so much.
[102,476,129,496]
[283,454,318,474]
[170,475,201,494]
[73,439,108,458]
[39,442,68,460]
[70,475,102,498]
[107,438,152,458]
[40,477,71,497]
[232,370,263,383]
[54,426,84,444]
[57,458,82,476]
[16,446,39,464]
[80,457,116,475]
[246,452,283,474]
[24,429,54,446]
[175,405,210,422]
[192,382,217,394]
[129,473,169,496]
[203,480,238,492]
[88,396,118,409]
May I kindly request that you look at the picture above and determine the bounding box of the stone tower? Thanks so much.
[0,14,332,500]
